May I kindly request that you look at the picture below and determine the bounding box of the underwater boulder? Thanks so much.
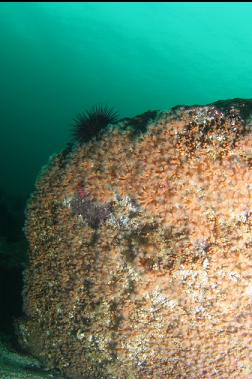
[18,99,252,378]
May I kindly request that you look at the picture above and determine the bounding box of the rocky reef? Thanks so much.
[18,99,252,378]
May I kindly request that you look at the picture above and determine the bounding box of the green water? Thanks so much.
[1,2,252,197]
[1,3,252,377]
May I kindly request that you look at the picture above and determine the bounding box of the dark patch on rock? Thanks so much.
[212,98,252,121]
[171,98,252,123]
[70,194,113,229]
[122,110,159,136]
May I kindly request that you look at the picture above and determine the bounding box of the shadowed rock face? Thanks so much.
[172,97,252,122]
[17,99,252,378]
[212,98,252,120]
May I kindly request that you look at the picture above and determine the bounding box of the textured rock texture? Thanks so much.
[0,333,64,378]
[18,99,252,378]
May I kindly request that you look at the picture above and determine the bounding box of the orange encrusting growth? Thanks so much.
[18,101,252,378]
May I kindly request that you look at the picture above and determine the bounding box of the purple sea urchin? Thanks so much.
[73,105,119,144]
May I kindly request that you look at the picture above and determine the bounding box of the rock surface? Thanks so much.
[18,99,252,378]
[0,334,64,378]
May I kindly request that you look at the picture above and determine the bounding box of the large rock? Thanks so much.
[17,99,252,378]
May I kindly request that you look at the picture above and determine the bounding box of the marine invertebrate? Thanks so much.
[18,99,252,379]
[72,105,119,144]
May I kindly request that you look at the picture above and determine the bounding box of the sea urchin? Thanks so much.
[73,105,119,144]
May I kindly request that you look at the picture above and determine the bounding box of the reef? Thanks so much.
[18,98,252,378]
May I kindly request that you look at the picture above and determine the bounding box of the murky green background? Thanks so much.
[1,2,252,197]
